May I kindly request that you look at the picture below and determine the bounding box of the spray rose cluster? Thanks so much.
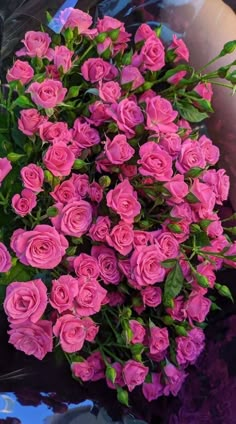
[1,7,236,406]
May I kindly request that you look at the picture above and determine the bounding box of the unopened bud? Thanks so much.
[95,32,107,43]
[175,325,188,337]
[73,159,87,170]
[47,206,59,217]
[117,388,129,406]
[109,28,120,41]
[7,153,24,162]
[106,366,117,384]
[99,175,111,188]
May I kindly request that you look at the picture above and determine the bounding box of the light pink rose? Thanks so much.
[81,58,112,83]
[54,45,73,73]
[91,245,121,285]
[51,180,77,204]
[142,373,163,402]
[89,101,110,126]
[140,35,165,72]
[60,8,92,34]
[194,82,213,101]
[0,158,12,185]
[49,275,78,313]
[149,326,169,355]
[46,65,60,80]
[167,296,186,321]
[129,320,145,344]
[123,360,148,392]
[89,216,111,242]
[202,169,230,205]
[167,70,187,85]
[56,200,93,237]
[106,362,125,390]
[16,31,53,59]
[12,189,37,217]
[53,314,86,353]
[98,81,121,103]
[199,135,219,166]
[154,231,180,259]
[18,109,46,136]
[130,245,165,288]
[169,35,189,62]
[121,65,145,90]
[87,351,105,381]
[134,23,155,43]
[185,292,211,323]
[4,279,47,324]
[163,363,187,396]
[106,179,141,224]
[74,277,107,316]
[159,133,182,159]
[106,221,134,256]
[82,317,99,342]
[141,286,162,308]
[72,118,100,149]
[0,243,12,273]
[20,164,44,193]
[70,173,89,198]
[176,138,206,173]
[89,182,103,203]
[146,96,178,133]
[164,174,189,205]
[72,360,94,382]
[176,328,205,366]
[43,143,75,177]
[105,134,135,165]
[107,99,144,139]
[39,121,71,144]
[138,141,173,181]
[11,224,68,269]
[133,230,151,247]
[27,79,67,108]
[7,59,34,85]
[73,253,99,280]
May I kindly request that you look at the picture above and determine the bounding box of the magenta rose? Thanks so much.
[73,254,99,280]
[130,245,166,288]
[176,138,206,173]
[129,320,145,344]
[108,99,144,138]
[121,65,145,90]
[123,360,148,392]
[98,81,121,103]
[51,180,77,204]
[74,277,107,316]
[105,134,134,165]
[12,189,37,217]
[8,320,53,360]
[194,82,213,101]
[20,164,44,193]
[106,179,141,224]
[72,360,95,382]
[72,118,100,149]
[164,174,189,205]
[0,242,12,273]
[18,109,46,136]
[4,279,47,324]
[54,45,73,73]
[89,182,103,203]
[16,31,53,59]
[146,96,178,133]
[60,7,92,34]
[141,286,162,308]
[202,169,230,205]
[159,133,182,159]
[185,292,211,322]
[39,122,71,144]
[92,245,121,285]
[57,200,93,238]
[163,363,187,396]
[43,143,75,177]
[138,141,173,181]
[27,79,67,108]
[149,326,169,355]
[141,35,165,71]
[169,35,189,62]
[81,58,112,83]
[134,23,155,43]
[0,158,12,185]
[176,327,205,366]
[82,317,99,342]
[7,59,34,85]
[106,221,134,256]
[11,224,68,269]
[49,275,78,313]
[142,373,163,402]
[89,216,111,242]
[53,314,86,353]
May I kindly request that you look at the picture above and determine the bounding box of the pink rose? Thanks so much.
[159,133,182,159]
[73,254,99,280]
[121,65,145,90]
[96,16,130,56]
[133,230,151,247]
[18,109,46,136]
[12,189,37,217]
[82,317,99,342]
[16,31,53,59]
[167,70,187,85]
[106,221,134,256]
[123,360,148,392]
[49,275,78,313]
[89,216,111,242]
[134,23,155,43]
[146,96,178,133]
[107,291,125,307]
[194,82,213,101]
[7,59,34,85]
[141,286,162,308]
[138,141,173,181]
[207,219,223,238]
[176,139,206,173]
[178,118,192,138]
[89,101,110,126]
[176,328,205,367]
[4,279,47,324]
[107,99,144,139]
[139,89,156,104]
[106,179,141,224]
[70,173,89,198]
[39,122,71,144]
[0,158,12,185]
[199,135,219,166]
[202,169,230,205]
[169,35,189,62]
[149,326,169,355]
[106,362,125,390]
[71,360,94,382]
[140,35,165,72]
[74,277,107,317]
[185,292,211,323]
[224,242,236,268]
[87,351,105,381]
[129,320,145,344]
[46,65,60,80]
[11,224,68,269]
[142,373,163,402]
[120,164,137,179]
[98,81,121,103]
[191,178,216,210]
[163,218,191,243]
[0,243,11,273]
[163,363,187,396]
[89,182,103,203]
[72,118,100,149]
[53,46,73,73]
[154,231,180,259]
[81,58,112,83]
[164,174,189,205]
[130,245,165,288]
[55,200,92,237]
[105,134,134,165]
[27,79,67,108]
[118,259,132,280]
[167,296,186,321]
[60,8,92,34]
[51,180,77,204]
[20,164,44,193]
[43,143,75,177]
[170,202,193,221]
[91,245,121,285]
[53,314,86,353]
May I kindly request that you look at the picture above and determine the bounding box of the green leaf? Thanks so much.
[194,232,211,248]
[185,192,200,204]
[185,167,204,178]
[175,101,208,123]
[161,259,177,269]
[11,96,34,109]
[164,263,184,299]
[161,64,191,81]
[0,262,34,286]
[66,86,81,100]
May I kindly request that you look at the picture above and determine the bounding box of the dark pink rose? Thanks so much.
[134,23,155,43]
[178,118,192,138]
[96,153,116,173]
[89,101,110,126]
[146,96,178,133]
[138,141,173,181]
[60,8,92,34]
[43,143,75,177]
[194,82,213,101]
[0,242,12,273]
[8,320,53,360]
[16,31,53,59]
[89,182,103,203]
[107,99,144,139]
[74,277,107,316]
[176,328,205,366]
[72,360,94,382]
[129,320,145,344]
[199,135,219,165]
[107,291,125,307]
[120,164,137,179]
[27,79,67,108]
[149,326,169,355]
[167,296,186,321]
[141,35,165,71]
[81,58,112,83]
[73,253,99,280]
[70,173,89,198]
[121,65,145,90]
[56,200,93,237]
[159,133,182,159]
[12,189,37,217]
[142,373,163,402]
[87,351,105,381]
[51,180,76,204]
[163,218,191,243]
[106,179,141,224]
[7,60,34,85]
[53,314,86,353]
[4,279,47,324]
[54,45,73,73]
[82,317,99,342]
[106,362,125,390]
[91,245,121,285]
[202,169,230,205]
[20,164,44,193]
[123,360,148,392]
[89,216,111,242]
[0,158,12,185]
[106,221,134,256]
[163,363,187,396]
[130,245,165,288]
[72,118,100,149]
[185,292,211,323]
[18,109,46,136]
[176,138,206,173]
[46,64,60,80]
[105,134,134,165]
[169,35,189,62]
[11,224,68,269]
[98,81,121,103]
[39,121,71,144]
[49,275,78,313]
[164,174,189,205]
[141,286,162,308]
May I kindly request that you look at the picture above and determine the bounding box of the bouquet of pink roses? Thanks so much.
[0,6,236,405]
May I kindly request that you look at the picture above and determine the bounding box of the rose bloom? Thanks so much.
[185,292,211,323]
[199,135,219,166]
[0,158,12,185]
[123,360,148,392]
[149,326,169,355]
[106,221,134,256]
[82,317,99,342]
[146,96,178,133]
[167,296,186,321]
[7,59,34,85]
[12,189,37,217]
[57,200,93,238]
[87,351,105,381]
[74,277,107,317]
[18,109,46,136]
[89,216,111,242]
[169,34,189,62]
[4,279,47,324]
[134,23,155,43]
[0,242,12,273]
[159,133,182,159]
[39,121,71,144]
[54,45,73,73]
[43,143,75,177]
[142,373,163,402]
[72,118,100,149]
[130,245,166,288]
[133,230,151,247]
[11,224,68,269]
[60,7,92,34]
[16,31,53,59]
[163,363,187,396]
[49,275,78,313]
[121,65,145,90]
[96,16,130,55]
[176,327,205,366]
[91,245,121,285]
[202,169,230,205]
[89,101,110,126]
[46,65,60,80]
[89,182,103,203]
[27,79,67,109]
[120,164,137,179]
[81,58,112,83]
[53,314,86,353]
[129,320,145,344]
[194,82,213,101]
[98,80,121,103]
[20,163,44,193]
[176,138,206,173]
[73,253,99,280]
[141,286,162,308]
[196,262,216,289]
[154,231,180,259]
[138,141,173,181]
[72,360,95,382]
[51,180,77,204]
[105,134,135,165]
[141,35,165,72]
[164,174,189,205]
[107,98,144,139]
[191,178,216,210]
[8,320,53,360]
[70,173,89,198]
[106,179,141,224]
